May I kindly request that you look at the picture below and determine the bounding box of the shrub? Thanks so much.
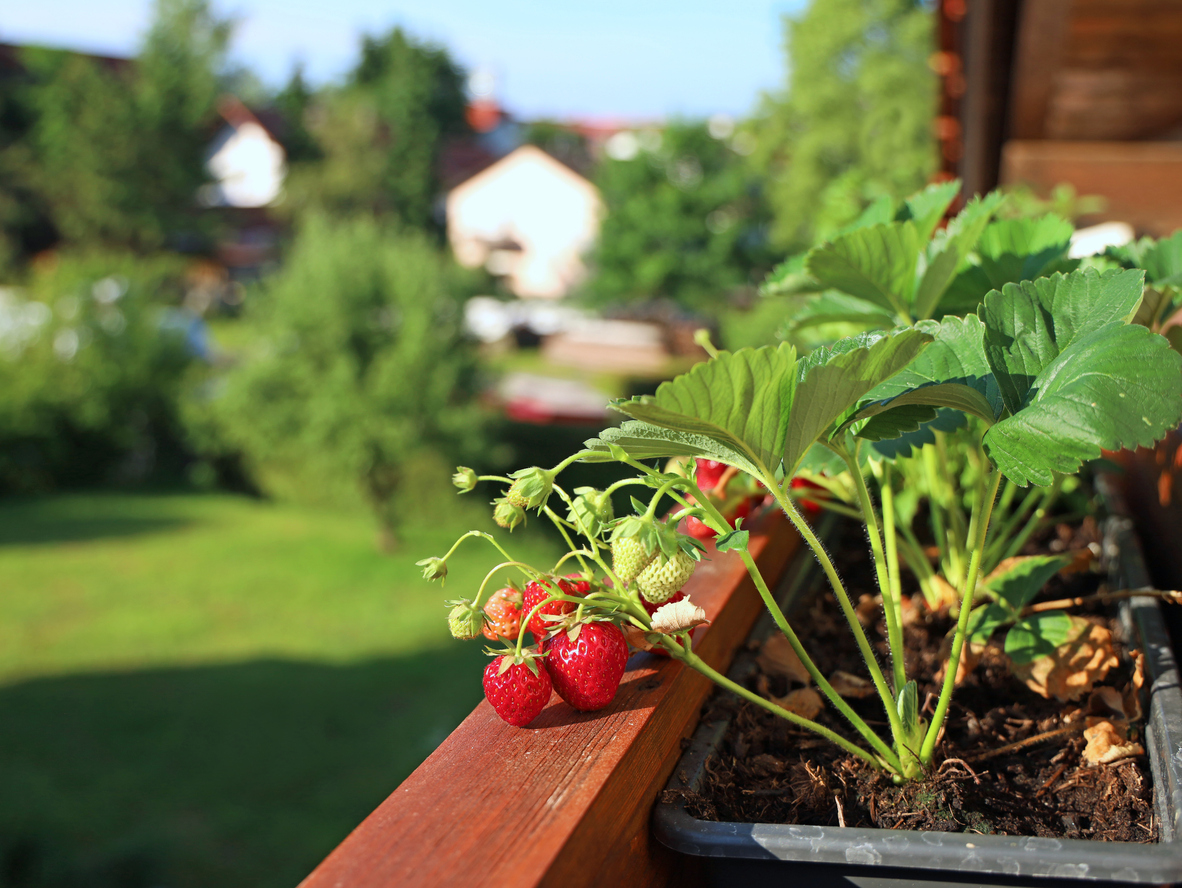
[209,214,485,545]
[0,252,193,491]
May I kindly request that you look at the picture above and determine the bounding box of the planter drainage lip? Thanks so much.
[654,503,1182,885]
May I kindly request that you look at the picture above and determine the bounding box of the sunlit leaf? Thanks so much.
[982,268,1146,415]
[896,179,960,245]
[805,221,920,319]
[1005,611,1076,665]
[983,322,1182,486]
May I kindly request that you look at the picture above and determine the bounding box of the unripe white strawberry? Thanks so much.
[611,535,656,584]
[636,549,697,604]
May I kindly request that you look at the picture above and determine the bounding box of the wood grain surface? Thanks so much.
[299,509,799,888]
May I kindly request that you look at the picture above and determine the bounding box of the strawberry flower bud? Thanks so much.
[493,497,526,531]
[452,466,478,493]
[416,556,448,582]
[447,601,483,640]
[505,466,554,510]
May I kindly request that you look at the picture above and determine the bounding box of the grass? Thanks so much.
[0,491,562,888]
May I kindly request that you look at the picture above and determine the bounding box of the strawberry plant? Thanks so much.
[423,184,1182,780]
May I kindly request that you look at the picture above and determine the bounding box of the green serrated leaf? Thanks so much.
[983,322,1182,486]
[840,194,896,235]
[587,421,763,475]
[870,408,966,459]
[852,315,1002,433]
[943,213,1077,310]
[983,554,1070,614]
[783,289,897,334]
[896,179,961,244]
[761,253,822,297]
[715,528,750,553]
[607,344,798,477]
[914,191,1004,319]
[1005,611,1077,665]
[982,268,1146,415]
[785,329,931,472]
[805,221,921,319]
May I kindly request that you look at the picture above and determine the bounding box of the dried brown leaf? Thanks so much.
[650,597,708,634]
[827,670,876,699]
[757,634,810,685]
[773,687,824,719]
[1082,718,1144,766]
[1010,618,1120,702]
[1124,650,1145,721]
[934,636,985,685]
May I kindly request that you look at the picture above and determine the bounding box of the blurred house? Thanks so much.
[200,97,286,211]
[938,0,1182,235]
[446,144,602,299]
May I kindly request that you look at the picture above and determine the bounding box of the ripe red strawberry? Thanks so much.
[523,575,589,638]
[546,622,629,711]
[695,459,728,491]
[642,589,685,616]
[790,477,824,517]
[483,654,552,727]
[482,585,524,641]
[683,495,755,541]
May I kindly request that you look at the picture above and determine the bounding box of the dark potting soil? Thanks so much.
[672,517,1157,843]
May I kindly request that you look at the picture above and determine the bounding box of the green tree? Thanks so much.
[755,0,937,249]
[17,0,230,253]
[585,122,773,313]
[212,215,484,546]
[283,28,467,231]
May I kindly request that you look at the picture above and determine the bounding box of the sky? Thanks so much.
[0,0,806,120]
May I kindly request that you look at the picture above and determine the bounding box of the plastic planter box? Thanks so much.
[654,512,1182,887]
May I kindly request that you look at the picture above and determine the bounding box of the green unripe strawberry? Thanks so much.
[447,601,483,640]
[612,535,656,584]
[636,548,697,604]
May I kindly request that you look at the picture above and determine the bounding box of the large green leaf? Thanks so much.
[914,192,1005,319]
[983,322,1182,486]
[982,268,1146,414]
[605,344,798,477]
[869,408,965,459]
[896,179,961,245]
[943,214,1076,311]
[782,290,896,333]
[805,221,920,319]
[855,315,1002,425]
[1110,231,1182,289]
[783,329,931,472]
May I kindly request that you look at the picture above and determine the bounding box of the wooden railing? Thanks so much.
[298,508,799,888]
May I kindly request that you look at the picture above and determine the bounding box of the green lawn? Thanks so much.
[0,492,561,888]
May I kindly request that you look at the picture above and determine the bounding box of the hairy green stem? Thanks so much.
[920,465,1002,764]
[838,444,906,695]
[766,476,908,752]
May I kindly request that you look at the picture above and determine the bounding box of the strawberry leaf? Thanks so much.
[983,554,1070,614]
[982,268,1146,415]
[1005,611,1076,665]
[914,192,1004,319]
[805,221,920,319]
[896,179,961,245]
[785,329,931,472]
[983,322,1182,486]
[715,519,749,553]
[602,344,799,477]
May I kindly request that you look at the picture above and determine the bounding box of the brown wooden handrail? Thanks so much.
[299,508,799,888]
